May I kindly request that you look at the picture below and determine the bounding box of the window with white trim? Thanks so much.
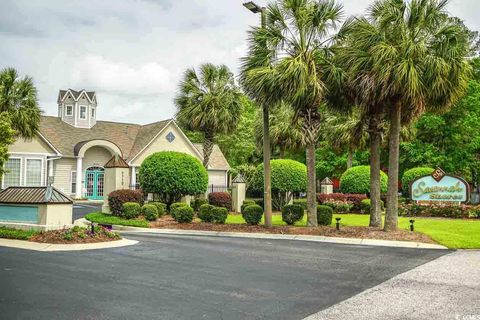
[91,108,95,119]
[80,106,87,119]
[66,105,73,116]
[3,158,21,187]
[71,171,77,194]
[26,159,42,186]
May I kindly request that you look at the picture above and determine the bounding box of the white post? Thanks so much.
[48,159,54,184]
[130,166,136,189]
[75,157,83,199]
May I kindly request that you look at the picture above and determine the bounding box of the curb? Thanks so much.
[0,238,138,252]
[114,226,448,250]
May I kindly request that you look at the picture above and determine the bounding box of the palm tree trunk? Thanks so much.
[369,128,382,228]
[385,103,401,231]
[202,132,215,168]
[346,149,353,169]
[263,105,272,227]
[306,142,318,226]
[279,148,285,159]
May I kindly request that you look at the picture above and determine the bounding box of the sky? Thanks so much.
[1,0,479,125]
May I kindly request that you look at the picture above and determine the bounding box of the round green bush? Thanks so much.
[148,202,166,217]
[340,166,388,194]
[142,204,159,221]
[139,151,208,205]
[122,202,142,219]
[241,200,256,214]
[292,199,307,210]
[170,202,190,219]
[192,198,208,212]
[242,204,263,225]
[282,204,304,225]
[173,206,194,223]
[198,204,215,222]
[212,207,228,224]
[402,167,434,196]
[360,198,384,214]
[317,205,333,226]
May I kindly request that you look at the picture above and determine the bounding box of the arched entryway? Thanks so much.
[84,166,104,200]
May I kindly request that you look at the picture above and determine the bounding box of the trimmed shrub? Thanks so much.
[142,204,159,221]
[192,198,208,212]
[254,198,264,210]
[242,204,263,225]
[340,166,388,194]
[139,151,208,206]
[212,207,228,224]
[251,159,307,210]
[282,204,304,225]
[198,204,215,222]
[292,199,307,210]
[360,199,384,214]
[241,200,256,214]
[317,193,367,211]
[122,202,142,219]
[149,202,166,217]
[398,203,469,219]
[324,201,353,214]
[108,189,144,217]
[317,205,333,226]
[170,202,190,219]
[402,167,435,196]
[208,192,232,211]
[173,206,194,223]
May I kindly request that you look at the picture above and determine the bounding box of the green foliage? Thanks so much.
[242,204,263,225]
[281,204,304,226]
[192,198,208,212]
[401,167,435,196]
[173,206,194,223]
[148,202,166,217]
[229,164,257,191]
[292,199,307,210]
[0,113,15,175]
[360,199,384,214]
[85,212,149,228]
[208,192,232,211]
[198,204,215,223]
[170,202,190,219]
[340,166,388,194]
[398,203,471,219]
[139,151,208,205]
[142,204,158,221]
[211,207,228,224]
[0,227,38,240]
[241,200,256,214]
[108,189,144,217]
[122,202,142,219]
[317,205,333,226]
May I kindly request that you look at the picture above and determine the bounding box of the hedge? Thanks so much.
[108,189,144,216]
[198,204,215,222]
[401,167,435,196]
[317,205,333,226]
[360,198,384,214]
[292,199,307,210]
[170,202,190,219]
[211,207,228,224]
[339,166,388,194]
[282,204,304,225]
[317,193,367,211]
[148,202,166,217]
[398,203,477,219]
[122,202,142,219]
[192,198,208,212]
[173,206,194,223]
[142,204,158,221]
[242,204,263,225]
[241,200,256,214]
[208,192,232,211]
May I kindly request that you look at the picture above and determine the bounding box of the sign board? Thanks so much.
[411,168,469,203]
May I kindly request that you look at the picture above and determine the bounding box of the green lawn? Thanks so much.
[226,213,480,249]
[0,227,39,240]
[85,212,150,228]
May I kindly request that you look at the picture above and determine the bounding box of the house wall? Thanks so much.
[83,146,113,171]
[207,170,228,186]
[59,93,96,129]
[52,157,76,195]
[130,123,202,166]
[9,136,55,154]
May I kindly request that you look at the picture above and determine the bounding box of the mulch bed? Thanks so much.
[30,228,121,244]
[149,215,435,244]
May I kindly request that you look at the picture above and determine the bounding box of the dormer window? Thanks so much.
[66,105,73,116]
[91,108,95,119]
[80,106,87,119]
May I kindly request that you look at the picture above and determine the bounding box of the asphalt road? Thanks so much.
[73,203,102,221]
[0,234,447,320]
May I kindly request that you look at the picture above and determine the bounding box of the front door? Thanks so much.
[84,167,105,200]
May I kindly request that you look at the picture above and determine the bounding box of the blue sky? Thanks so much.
[1,0,478,124]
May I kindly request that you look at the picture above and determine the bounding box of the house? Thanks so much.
[2,89,230,200]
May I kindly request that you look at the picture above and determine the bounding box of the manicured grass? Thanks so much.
[226,213,480,249]
[85,212,149,228]
[0,227,39,240]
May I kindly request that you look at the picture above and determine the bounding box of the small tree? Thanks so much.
[139,152,208,206]
[251,159,307,210]
[340,166,388,195]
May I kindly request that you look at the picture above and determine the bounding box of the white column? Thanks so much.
[75,157,83,199]
[47,159,54,185]
[130,166,136,189]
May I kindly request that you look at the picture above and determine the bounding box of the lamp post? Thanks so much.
[243,1,272,227]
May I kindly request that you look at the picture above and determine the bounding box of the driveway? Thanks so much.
[73,203,102,221]
[0,233,447,320]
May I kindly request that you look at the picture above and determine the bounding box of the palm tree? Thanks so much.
[242,0,344,226]
[254,103,305,158]
[337,0,472,231]
[175,63,242,168]
[0,67,41,139]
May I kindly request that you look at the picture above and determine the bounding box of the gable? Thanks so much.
[8,135,58,155]
[130,122,202,166]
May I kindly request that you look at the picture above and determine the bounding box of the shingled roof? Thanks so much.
[58,89,96,103]
[0,187,72,204]
[193,144,230,170]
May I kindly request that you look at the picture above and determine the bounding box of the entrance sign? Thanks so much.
[411,168,469,203]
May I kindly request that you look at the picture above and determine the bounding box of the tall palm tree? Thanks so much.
[337,0,471,231]
[254,103,305,158]
[175,63,242,168]
[242,0,344,226]
[0,67,41,139]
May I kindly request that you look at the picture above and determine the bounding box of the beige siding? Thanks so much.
[131,123,202,166]
[208,170,227,186]
[52,158,76,194]
[83,146,113,170]
[9,136,56,154]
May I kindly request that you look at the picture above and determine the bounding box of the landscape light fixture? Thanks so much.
[243,1,263,14]
[409,219,415,232]
[335,218,342,231]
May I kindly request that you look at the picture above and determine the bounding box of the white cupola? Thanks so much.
[57,89,97,129]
